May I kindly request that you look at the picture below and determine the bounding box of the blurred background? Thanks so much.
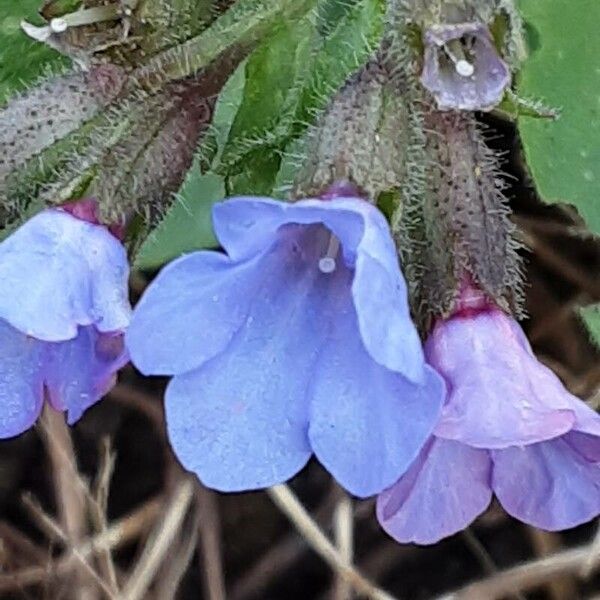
[1,1,600,599]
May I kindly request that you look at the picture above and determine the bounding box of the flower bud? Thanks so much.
[293,57,410,200]
[0,64,126,204]
[397,109,523,326]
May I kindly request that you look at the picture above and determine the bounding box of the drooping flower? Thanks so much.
[126,194,445,497]
[421,22,510,111]
[377,303,600,544]
[0,202,131,437]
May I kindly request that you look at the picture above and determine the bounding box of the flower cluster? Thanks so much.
[1,190,598,545]
[0,201,130,436]
[127,191,600,544]
[124,191,600,540]
[2,0,592,566]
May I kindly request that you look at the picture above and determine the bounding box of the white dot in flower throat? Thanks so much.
[318,257,336,274]
[455,60,474,77]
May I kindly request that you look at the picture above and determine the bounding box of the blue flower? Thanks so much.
[127,196,444,497]
[0,206,131,437]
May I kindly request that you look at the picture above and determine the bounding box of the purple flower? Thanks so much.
[421,22,510,111]
[377,306,600,544]
[0,206,131,437]
[126,195,444,496]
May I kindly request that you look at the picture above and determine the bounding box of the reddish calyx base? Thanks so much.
[452,277,496,318]
[61,198,125,240]
[319,180,363,201]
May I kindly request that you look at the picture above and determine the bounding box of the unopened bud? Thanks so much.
[0,64,126,193]
[399,109,523,324]
[294,59,410,200]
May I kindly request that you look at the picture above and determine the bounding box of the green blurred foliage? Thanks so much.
[518,0,600,236]
[0,1,65,104]
[580,306,600,348]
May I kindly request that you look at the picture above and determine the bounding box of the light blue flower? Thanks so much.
[127,195,444,497]
[0,206,131,437]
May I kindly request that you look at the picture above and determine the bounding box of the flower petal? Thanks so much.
[212,197,362,263]
[213,197,424,382]
[0,320,45,438]
[376,438,492,544]
[564,431,600,463]
[569,397,600,438]
[45,327,128,425]
[351,209,425,383]
[127,251,269,375]
[428,310,575,448]
[492,437,600,530]
[309,292,444,497]
[0,210,130,341]
[163,240,342,491]
[421,22,510,111]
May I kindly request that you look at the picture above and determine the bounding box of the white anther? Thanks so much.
[318,257,336,274]
[444,40,475,78]
[318,234,340,274]
[50,17,68,33]
[455,59,474,77]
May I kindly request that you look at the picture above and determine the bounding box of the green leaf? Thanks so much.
[315,0,361,35]
[0,2,67,104]
[134,64,246,269]
[199,62,247,169]
[517,0,600,235]
[134,171,225,270]
[218,16,318,176]
[218,0,384,196]
[294,0,384,126]
[580,305,600,348]
[137,0,317,86]
[227,150,281,196]
[134,0,384,266]
[273,0,384,193]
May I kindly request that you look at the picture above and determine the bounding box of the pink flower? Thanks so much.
[378,303,600,544]
[421,22,510,111]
